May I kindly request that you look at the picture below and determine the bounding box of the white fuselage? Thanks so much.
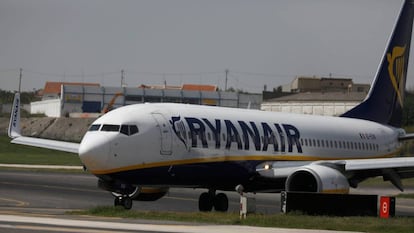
[79,103,402,184]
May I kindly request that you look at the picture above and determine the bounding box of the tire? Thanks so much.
[214,193,229,212]
[114,197,122,207]
[123,197,133,210]
[198,192,213,212]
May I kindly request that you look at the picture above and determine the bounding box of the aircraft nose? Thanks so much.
[78,133,111,172]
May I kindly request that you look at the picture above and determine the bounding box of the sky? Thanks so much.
[0,0,410,93]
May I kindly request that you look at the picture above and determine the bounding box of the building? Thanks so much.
[289,76,370,93]
[261,76,370,116]
[30,82,262,117]
[41,82,100,100]
[261,92,367,116]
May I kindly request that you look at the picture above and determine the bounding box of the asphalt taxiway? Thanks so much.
[0,170,280,214]
[0,170,413,233]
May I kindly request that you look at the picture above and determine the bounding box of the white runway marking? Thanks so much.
[0,214,362,233]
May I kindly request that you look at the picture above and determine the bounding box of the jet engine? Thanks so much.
[285,164,350,194]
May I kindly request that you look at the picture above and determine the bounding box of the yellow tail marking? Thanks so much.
[387,46,406,107]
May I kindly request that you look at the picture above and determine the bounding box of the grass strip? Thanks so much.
[397,193,414,199]
[358,177,414,187]
[70,206,414,233]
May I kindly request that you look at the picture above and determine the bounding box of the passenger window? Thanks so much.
[101,124,120,132]
[89,124,101,131]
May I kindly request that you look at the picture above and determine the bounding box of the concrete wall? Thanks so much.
[30,99,62,117]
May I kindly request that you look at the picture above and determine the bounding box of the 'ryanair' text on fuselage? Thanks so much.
[170,116,303,153]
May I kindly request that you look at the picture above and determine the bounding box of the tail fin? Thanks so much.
[8,93,21,138]
[341,0,414,127]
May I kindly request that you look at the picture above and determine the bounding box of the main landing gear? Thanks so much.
[198,190,229,212]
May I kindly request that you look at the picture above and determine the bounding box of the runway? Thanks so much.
[0,170,280,214]
[0,170,413,233]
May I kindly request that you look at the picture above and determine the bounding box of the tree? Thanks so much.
[0,89,41,104]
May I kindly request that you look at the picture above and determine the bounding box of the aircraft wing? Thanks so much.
[399,133,414,141]
[11,136,79,154]
[257,157,414,191]
[8,93,79,154]
[338,157,414,190]
[339,157,414,173]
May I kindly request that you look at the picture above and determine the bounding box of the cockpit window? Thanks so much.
[96,124,138,135]
[120,124,139,136]
[120,125,128,135]
[88,124,101,131]
[130,125,139,135]
[101,124,120,132]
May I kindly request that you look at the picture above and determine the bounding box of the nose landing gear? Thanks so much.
[114,195,133,210]
[111,186,140,210]
[198,190,229,212]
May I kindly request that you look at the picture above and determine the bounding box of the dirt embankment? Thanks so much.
[0,117,96,142]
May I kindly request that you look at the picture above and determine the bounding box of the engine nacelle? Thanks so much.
[285,164,350,194]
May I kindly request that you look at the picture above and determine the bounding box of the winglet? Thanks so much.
[8,93,21,138]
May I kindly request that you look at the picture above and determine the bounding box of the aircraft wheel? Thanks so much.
[122,197,133,210]
[114,196,133,210]
[214,193,228,212]
[114,197,122,207]
[198,192,213,212]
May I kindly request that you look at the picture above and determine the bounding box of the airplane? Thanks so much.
[8,0,414,211]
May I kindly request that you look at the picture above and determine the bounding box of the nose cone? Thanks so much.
[79,133,111,173]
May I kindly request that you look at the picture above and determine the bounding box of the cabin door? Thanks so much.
[151,113,173,155]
